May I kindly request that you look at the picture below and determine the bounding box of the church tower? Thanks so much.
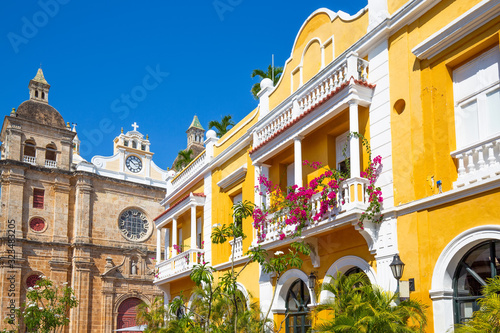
[186,115,205,158]
[0,68,75,170]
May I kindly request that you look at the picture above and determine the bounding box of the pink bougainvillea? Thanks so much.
[253,132,384,243]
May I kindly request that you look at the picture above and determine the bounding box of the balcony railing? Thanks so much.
[451,134,500,188]
[229,236,243,261]
[171,151,207,188]
[254,177,370,245]
[255,55,369,147]
[23,155,36,165]
[154,248,205,281]
[45,160,57,168]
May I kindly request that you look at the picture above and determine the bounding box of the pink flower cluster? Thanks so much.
[252,152,385,242]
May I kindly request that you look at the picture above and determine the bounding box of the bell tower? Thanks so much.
[29,68,50,104]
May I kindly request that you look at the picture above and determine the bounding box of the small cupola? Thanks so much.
[29,68,50,104]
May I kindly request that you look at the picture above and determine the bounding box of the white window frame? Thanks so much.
[453,47,500,149]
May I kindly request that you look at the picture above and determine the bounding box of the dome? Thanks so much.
[16,100,66,128]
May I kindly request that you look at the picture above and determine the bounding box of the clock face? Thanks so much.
[118,209,150,241]
[126,155,142,173]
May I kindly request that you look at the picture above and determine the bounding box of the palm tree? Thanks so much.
[175,149,193,171]
[315,272,427,333]
[208,115,235,138]
[455,275,500,332]
[251,65,283,99]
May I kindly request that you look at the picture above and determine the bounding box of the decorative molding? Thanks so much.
[412,0,500,60]
[217,164,247,191]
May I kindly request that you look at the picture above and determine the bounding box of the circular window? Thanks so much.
[26,274,41,288]
[118,209,150,242]
[29,217,46,232]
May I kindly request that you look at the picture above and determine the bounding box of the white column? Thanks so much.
[191,205,197,249]
[349,101,361,178]
[156,228,161,262]
[254,163,262,208]
[164,228,170,259]
[172,217,177,254]
[294,135,304,187]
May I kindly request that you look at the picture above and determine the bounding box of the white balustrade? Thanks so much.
[45,160,57,168]
[254,55,370,147]
[23,155,36,165]
[229,236,243,261]
[451,135,500,188]
[254,177,370,245]
[154,248,205,281]
[171,151,207,188]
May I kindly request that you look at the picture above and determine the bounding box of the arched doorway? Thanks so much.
[285,279,311,333]
[117,297,143,332]
[453,240,500,323]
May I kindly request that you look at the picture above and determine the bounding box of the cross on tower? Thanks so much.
[131,122,139,131]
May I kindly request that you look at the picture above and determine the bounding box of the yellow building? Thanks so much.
[154,0,500,332]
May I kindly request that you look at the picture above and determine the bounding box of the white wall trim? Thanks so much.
[430,225,500,332]
[412,0,500,60]
[217,164,248,191]
[272,268,317,311]
[320,255,378,303]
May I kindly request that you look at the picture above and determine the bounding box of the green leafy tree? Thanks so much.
[137,296,169,333]
[175,149,193,171]
[315,272,427,333]
[208,115,235,138]
[3,277,78,333]
[455,275,500,332]
[251,65,283,99]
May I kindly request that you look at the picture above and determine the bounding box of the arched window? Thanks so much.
[35,90,39,98]
[132,141,137,149]
[45,144,56,161]
[285,279,311,333]
[24,140,36,157]
[453,240,500,323]
[41,92,45,99]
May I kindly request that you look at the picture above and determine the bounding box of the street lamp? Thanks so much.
[308,271,317,289]
[390,254,405,298]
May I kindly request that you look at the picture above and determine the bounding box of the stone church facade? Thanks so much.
[0,69,168,332]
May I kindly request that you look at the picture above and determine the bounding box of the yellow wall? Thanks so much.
[269,10,369,110]
[397,190,500,330]
[389,4,500,205]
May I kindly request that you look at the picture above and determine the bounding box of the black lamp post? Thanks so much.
[390,254,405,299]
[308,271,317,289]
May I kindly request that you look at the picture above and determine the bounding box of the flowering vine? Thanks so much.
[253,132,384,243]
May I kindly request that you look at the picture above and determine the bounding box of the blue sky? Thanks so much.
[0,0,367,168]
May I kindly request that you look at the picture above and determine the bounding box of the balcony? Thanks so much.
[172,151,207,188]
[451,134,500,188]
[252,53,372,155]
[229,236,244,261]
[154,248,205,282]
[45,160,57,168]
[254,177,370,246]
[23,155,36,165]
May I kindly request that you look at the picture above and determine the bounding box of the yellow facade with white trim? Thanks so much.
[154,0,500,331]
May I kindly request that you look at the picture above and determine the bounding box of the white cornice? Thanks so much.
[385,176,500,217]
[217,164,248,191]
[412,0,500,60]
